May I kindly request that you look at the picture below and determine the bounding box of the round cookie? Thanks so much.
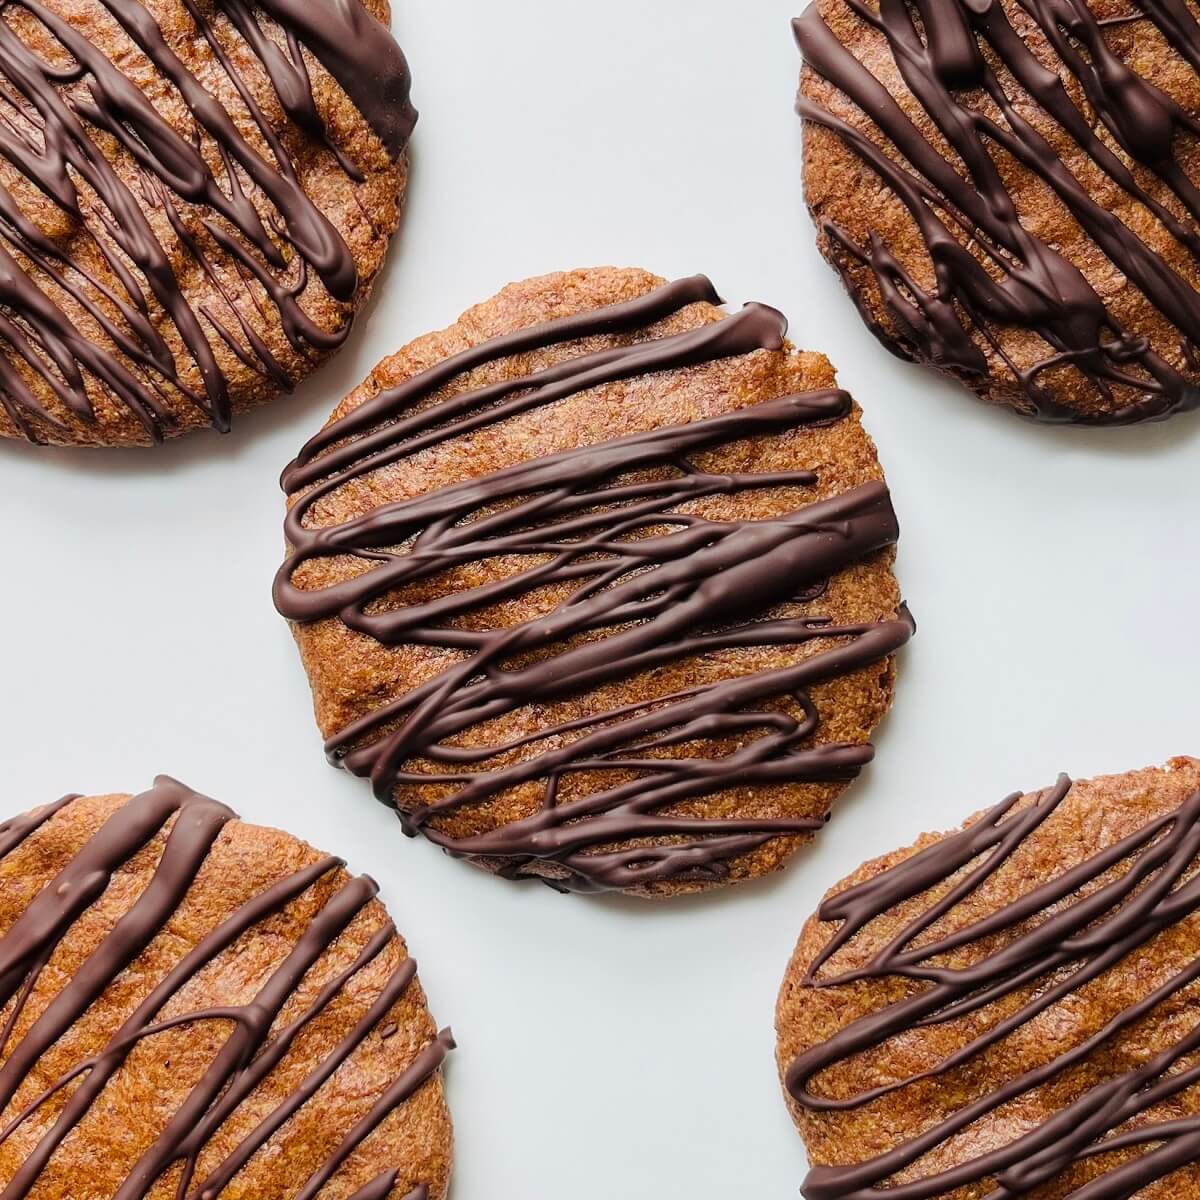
[0,775,453,1199]
[0,0,414,447]
[274,266,914,897]
[776,757,1200,1199]
[794,0,1200,425]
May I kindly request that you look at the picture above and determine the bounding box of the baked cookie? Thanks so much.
[0,0,414,447]
[274,267,914,897]
[794,0,1200,424]
[776,757,1200,1199]
[0,775,453,1199]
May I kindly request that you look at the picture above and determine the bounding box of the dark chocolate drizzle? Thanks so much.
[794,0,1200,423]
[0,0,412,443]
[0,776,451,1199]
[275,275,913,893]
[785,775,1200,1199]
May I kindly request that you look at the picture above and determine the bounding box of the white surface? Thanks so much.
[1,1,1199,1196]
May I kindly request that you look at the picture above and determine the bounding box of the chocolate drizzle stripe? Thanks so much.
[348,1176,425,1200]
[785,776,1200,1199]
[281,273,728,492]
[277,275,913,892]
[0,776,451,1199]
[0,0,412,443]
[794,0,1200,423]
[247,0,416,156]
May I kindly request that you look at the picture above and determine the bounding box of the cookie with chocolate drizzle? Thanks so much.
[0,0,414,446]
[274,267,913,897]
[776,757,1200,1199]
[794,0,1200,424]
[0,775,453,1200]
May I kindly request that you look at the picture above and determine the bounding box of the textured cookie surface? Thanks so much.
[275,266,913,897]
[776,757,1200,1199]
[0,776,453,1199]
[795,0,1200,424]
[0,0,413,447]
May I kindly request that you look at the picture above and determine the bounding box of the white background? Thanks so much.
[2,1,1199,1196]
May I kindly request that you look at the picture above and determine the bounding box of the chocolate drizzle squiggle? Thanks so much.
[794,0,1200,423]
[785,776,1200,1199]
[276,275,913,893]
[0,776,451,1199]
[0,0,412,442]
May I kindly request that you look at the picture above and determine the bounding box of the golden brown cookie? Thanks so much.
[794,0,1200,424]
[0,0,414,447]
[0,776,453,1199]
[776,757,1200,1199]
[274,266,914,897]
